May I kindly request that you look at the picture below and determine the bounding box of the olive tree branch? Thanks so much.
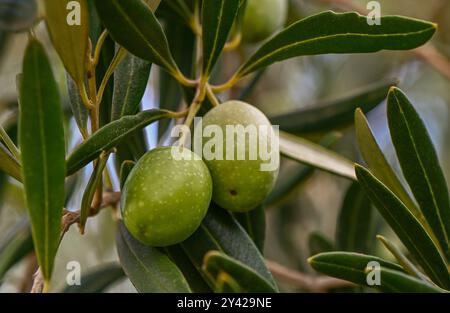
[30,190,121,293]
[266,259,355,292]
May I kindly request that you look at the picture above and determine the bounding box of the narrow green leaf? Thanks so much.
[94,0,179,75]
[158,17,195,139]
[375,268,447,293]
[163,245,212,292]
[355,165,450,289]
[19,38,66,281]
[266,132,341,206]
[116,221,192,293]
[309,252,444,293]
[387,87,450,262]
[96,35,115,127]
[202,251,277,293]
[202,0,242,76]
[0,0,37,32]
[175,204,277,290]
[376,235,428,281]
[270,81,393,133]
[66,73,88,138]
[335,182,373,253]
[233,206,265,252]
[0,218,33,281]
[63,263,124,293]
[0,142,21,182]
[79,151,109,233]
[111,53,151,120]
[45,0,89,87]
[309,252,404,278]
[158,0,193,26]
[237,11,436,77]
[279,131,356,180]
[355,108,423,225]
[66,109,170,176]
[308,231,334,256]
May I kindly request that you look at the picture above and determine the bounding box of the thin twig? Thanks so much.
[30,190,121,293]
[266,259,355,292]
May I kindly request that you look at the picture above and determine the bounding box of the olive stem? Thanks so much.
[96,47,127,108]
[210,74,240,93]
[206,84,220,107]
[224,32,242,51]
[93,30,109,67]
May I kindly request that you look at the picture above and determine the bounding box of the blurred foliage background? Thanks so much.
[0,0,449,292]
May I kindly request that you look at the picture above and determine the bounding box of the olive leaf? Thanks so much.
[79,152,109,233]
[387,87,450,262]
[202,0,242,76]
[117,222,192,293]
[111,53,151,120]
[234,206,265,252]
[66,109,171,176]
[279,131,355,180]
[19,38,66,281]
[270,81,394,134]
[0,0,37,32]
[0,218,33,281]
[355,165,450,289]
[158,17,195,139]
[376,235,428,281]
[0,142,21,182]
[335,182,373,253]
[165,204,277,291]
[309,252,445,293]
[158,0,192,26]
[62,263,125,293]
[237,11,436,78]
[308,232,334,256]
[45,0,89,89]
[202,251,277,293]
[266,132,341,206]
[94,0,179,75]
[354,108,422,223]
[96,35,115,127]
[66,73,88,138]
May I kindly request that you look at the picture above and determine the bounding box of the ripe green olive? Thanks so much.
[242,0,288,43]
[200,101,279,212]
[121,147,212,247]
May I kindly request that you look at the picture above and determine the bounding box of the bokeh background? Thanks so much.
[0,0,449,292]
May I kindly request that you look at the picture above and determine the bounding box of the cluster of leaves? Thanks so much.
[0,0,442,292]
[310,88,450,293]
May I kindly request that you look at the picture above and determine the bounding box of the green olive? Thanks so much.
[199,101,279,212]
[121,147,212,247]
[242,0,288,43]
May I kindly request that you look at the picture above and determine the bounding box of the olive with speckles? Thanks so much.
[199,101,279,212]
[121,147,212,247]
[242,0,288,44]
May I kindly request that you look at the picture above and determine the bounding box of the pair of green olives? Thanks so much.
[121,101,279,247]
